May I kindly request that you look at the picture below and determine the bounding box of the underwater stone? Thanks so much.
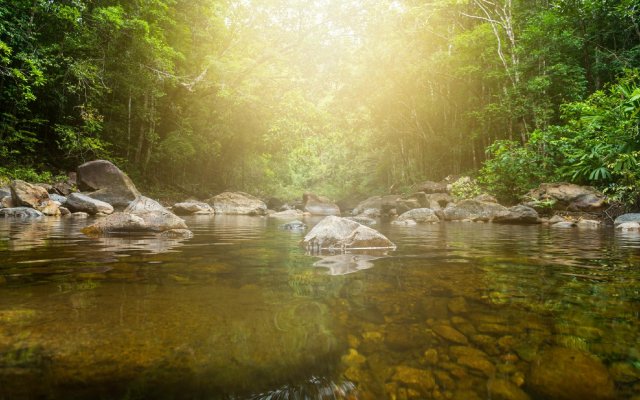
[528,347,615,400]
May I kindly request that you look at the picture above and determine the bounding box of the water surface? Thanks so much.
[1,216,639,399]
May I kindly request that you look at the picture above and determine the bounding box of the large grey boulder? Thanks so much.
[0,207,44,218]
[528,347,615,400]
[525,183,607,212]
[172,201,214,215]
[66,193,114,215]
[614,213,640,227]
[493,205,540,224]
[302,193,341,216]
[443,199,509,222]
[302,216,395,252]
[77,160,140,207]
[395,208,440,224]
[207,192,267,215]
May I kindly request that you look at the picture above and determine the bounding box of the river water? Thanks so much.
[0,215,639,399]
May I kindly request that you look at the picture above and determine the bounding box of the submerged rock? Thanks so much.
[313,254,380,275]
[158,229,194,239]
[281,220,306,231]
[303,193,341,216]
[487,378,531,400]
[346,215,376,226]
[616,222,640,231]
[528,347,615,400]
[301,216,395,252]
[0,207,44,218]
[207,192,267,215]
[66,192,114,215]
[77,160,141,207]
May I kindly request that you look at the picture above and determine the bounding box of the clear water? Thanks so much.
[1,215,639,399]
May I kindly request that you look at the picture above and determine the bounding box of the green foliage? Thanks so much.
[0,166,65,184]
[478,139,558,204]
[450,177,482,201]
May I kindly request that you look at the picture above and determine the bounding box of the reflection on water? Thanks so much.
[1,216,640,399]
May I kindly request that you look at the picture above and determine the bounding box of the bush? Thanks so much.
[478,139,557,204]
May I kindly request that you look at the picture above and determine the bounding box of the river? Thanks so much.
[1,215,639,399]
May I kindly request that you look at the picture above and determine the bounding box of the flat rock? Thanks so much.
[528,347,615,400]
[443,199,509,222]
[302,216,395,252]
[207,192,267,215]
[0,207,44,218]
[493,205,540,224]
[66,193,114,215]
[81,213,149,235]
[77,160,140,207]
[172,201,213,215]
[396,208,440,223]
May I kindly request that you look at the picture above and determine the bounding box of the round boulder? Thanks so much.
[528,347,615,400]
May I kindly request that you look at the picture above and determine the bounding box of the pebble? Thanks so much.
[432,325,469,345]
[392,366,436,393]
[487,378,531,400]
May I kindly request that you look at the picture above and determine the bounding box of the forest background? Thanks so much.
[1,0,639,205]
